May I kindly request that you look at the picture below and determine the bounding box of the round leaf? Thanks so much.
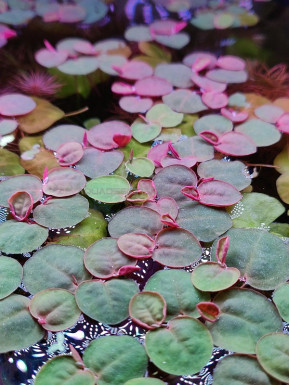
[0,118,18,135]
[212,228,289,290]
[87,121,131,151]
[57,57,99,75]
[192,262,240,292]
[0,174,42,207]
[206,69,248,83]
[154,33,190,49]
[43,125,85,151]
[163,89,207,114]
[83,336,147,385]
[132,120,162,143]
[135,76,173,97]
[255,104,284,124]
[84,238,136,279]
[0,294,44,353]
[34,356,95,385]
[33,195,89,229]
[35,48,68,68]
[56,142,84,166]
[108,206,162,238]
[126,158,155,177]
[0,93,36,116]
[129,291,166,329]
[146,104,183,128]
[0,220,48,254]
[273,282,289,322]
[76,279,138,324]
[0,257,22,299]
[85,175,130,203]
[120,96,153,113]
[214,131,257,156]
[207,288,283,353]
[154,63,193,88]
[116,61,153,80]
[213,355,280,385]
[145,269,209,319]
[145,316,213,375]
[8,191,33,221]
[43,167,86,197]
[235,119,281,147]
[153,228,202,267]
[194,114,233,135]
[23,245,90,294]
[217,55,246,71]
[256,333,289,383]
[118,233,155,258]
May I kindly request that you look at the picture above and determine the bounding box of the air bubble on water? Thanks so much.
[229,201,244,219]
[152,140,163,147]
[105,213,116,222]
[257,223,270,231]
[243,166,252,179]
[222,156,232,162]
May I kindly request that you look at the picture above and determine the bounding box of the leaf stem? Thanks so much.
[65,106,89,118]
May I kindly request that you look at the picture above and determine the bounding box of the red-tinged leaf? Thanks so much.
[181,186,200,201]
[56,142,84,166]
[149,20,187,36]
[119,96,153,113]
[196,179,242,207]
[192,57,211,72]
[113,133,132,147]
[134,76,173,97]
[221,108,248,123]
[161,213,179,228]
[215,131,257,156]
[117,232,155,259]
[168,142,180,159]
[118,265,141,276]
[137,179,156,200]
[202,92,228,109]
[191,72,227,93]
[276,113,289,134]
[82,132,88,148]
[217,55,246,71]
[8,191,33,221]
[126,190,149,203]
[199,131,220,145]
[111,82,135,95]
[42,167,48,184]
[196,302,220,322]
[114,61,153,80]
[74,41,98,55]
[216,236,230,265]
[161,155,198,168]
[69,344,85,367]
[147,141,170,166]
[88,121,132,150]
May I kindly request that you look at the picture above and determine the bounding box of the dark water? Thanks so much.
[0,1,288,384]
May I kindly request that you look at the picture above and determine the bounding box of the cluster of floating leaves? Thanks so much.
[0,2,288,385]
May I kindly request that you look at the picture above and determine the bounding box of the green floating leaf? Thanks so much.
[0,174,43,207]
[207,288,283,353]
[153,165,198,207]
[177,202,232,242]
[192,262,240,292]
[235,119,281,147]
[0,149,24,176]
[23,245,90,294]
[269,222,289,238]
[145,316,213,375]
[131,119,162,143]
[34,355,95,385]
[138,41,171,61]
[129,291,166,329]
[76,279,138,324]
[191,12,215,30]
[43,168,87,197]
[163,89,207,114]
[126,158,155,177]
[206,69,248,84]
[229,192,285,228]
[145,269,209,320]
[33,195,89,229]
[153,228,202,267]
[273,282,289,322]
[0,220,48,254]
[197,160,250,191]
[17,97,65,134]
[125,379,166,385]
[50,209,107,248]
[146,103,183,127]
[276,173,289,204]
[0,294,44,353]
[213,355,280,385]
[194,114,233,136]
[256,333,289,383]
[83,335,147,385]
[212,228,289,290]
[274,143,288,174]
[84,238,136,279]
[85,175,130,203]
[0,257,22,299]
[108,206,162,238]
[154,33,190,49]
[29,289,81,332]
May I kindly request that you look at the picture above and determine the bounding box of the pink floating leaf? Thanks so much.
[202,92,228,109]
[117,233,155,259]
[196,302,220,322]
[217,55,246,71]
[181,186,200,201]
[157,197,179,219]
[2,27,16,39]
[199,131,220,145]
[58,5,86,23]
[119,96,153,113]
[82,132,88,148]
[192,57,211,72]
[161,213,179,228]
[221,108,248,123]
[168,142,180,159]
[88,121,132,150]
[42,167,48,184]
[0,94,36,117]
[111,82,135,95]
[276,113,289,134]
[147,141,170,166]
[216,236,230,265]
[149,20,187,36]
[74,41,98,55]
[161,155,198,168]
[215,131,257,156]
[56,142,84,166]
[8,191,33,222]
[196,179,242,207]
[135,76,173,97]
[137,179,156,200]
[35,44,68,68]
[255,104,285,124]
[113,133,132,147]
[191,72,227,93]
[114,61,153,80]
[118,265,141,276]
